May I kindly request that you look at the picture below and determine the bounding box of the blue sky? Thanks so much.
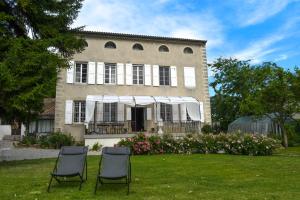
[74,0,300,95]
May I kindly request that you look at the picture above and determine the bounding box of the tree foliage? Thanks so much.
[210,58,300,147]
[0,0,87,129]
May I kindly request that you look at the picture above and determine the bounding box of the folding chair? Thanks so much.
[94,147,131,195]
[47,146,88,192]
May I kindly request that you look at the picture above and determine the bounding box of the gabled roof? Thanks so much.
[74,30,207,46]
[40,98,55,118]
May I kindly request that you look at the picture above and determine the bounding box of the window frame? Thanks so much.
[160,103,172,122]
[103,103,118,122]
[73,101,86,123]
[75,62,88,83]
[104,41,117,49]
[132,43,144,51]
[159,66,170,86]
[158,45,169,52]
[104,63,117,84]
[132,64,144,85]
[183,47,193,54]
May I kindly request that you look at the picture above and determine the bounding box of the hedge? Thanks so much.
[117,133,281,156]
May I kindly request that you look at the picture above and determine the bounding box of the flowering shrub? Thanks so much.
[117,133,281,156]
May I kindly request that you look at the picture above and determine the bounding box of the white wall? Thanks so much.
[85,138,123,149]
[0,125,11,140]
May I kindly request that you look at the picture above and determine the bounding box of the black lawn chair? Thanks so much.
[47,146,88,192]
[94,147,131,195]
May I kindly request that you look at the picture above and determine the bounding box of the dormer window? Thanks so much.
[132,43,144,51]
[159,45,169,52]
[184,47,193,54]
[104,41,116,49]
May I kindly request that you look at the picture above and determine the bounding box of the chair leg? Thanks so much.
[94,177,99,194]
[127,177,130,195]
[47,176,53,192]
[79,175,83,190]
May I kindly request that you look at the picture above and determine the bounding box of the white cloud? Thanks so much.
[73,0,225,48]
[234,0,296,26]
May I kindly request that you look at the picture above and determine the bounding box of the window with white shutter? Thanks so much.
[159,66,170,86]
[66,61,74,83]
[65,100,73,124]
[104,63,117,84]
[170,66,177,87]
[152,65,159,86]
[73,101,86,123]
[75,62,88,83]
[126,63,133,85]
[184,67,196,89]
[200,102,204,122]
[97,62,104,84]
[144,64,152,86]
[117,63,124,85]
[132,64,144,85]
[88,62,96,84]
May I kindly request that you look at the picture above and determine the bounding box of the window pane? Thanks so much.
[81,64,87,83]
[75,64,81,83]
[111,103,117,122]
[80,102,86,122]
[103,103,110,122]
[74,102,79,122]
[111,66,116,83]
[105,65,110,83]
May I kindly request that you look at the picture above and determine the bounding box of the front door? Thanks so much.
[131,107,144,132]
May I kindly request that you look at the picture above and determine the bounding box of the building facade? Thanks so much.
[54,31,211,142]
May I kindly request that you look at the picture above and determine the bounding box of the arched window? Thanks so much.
[104,41,116,49]
[158,45,169,52]
[183,47,193,54]
[132,43,144,51]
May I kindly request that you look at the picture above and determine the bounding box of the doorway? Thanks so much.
[131,107,145,132]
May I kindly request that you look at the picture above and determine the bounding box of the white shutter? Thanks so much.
[152,65,159,86]
[200,102,204,122]
[156,103,162,122]
[117,63,124,85]
[146,108,152,120]
[65,100,73,124]
[126,107,131,120]
[180,103,187,121]
[126,63,133,85]
[97,62,104,84]
[172,104,179,121]
[144,64,152,86]
[117,103,124,121]
[184,67,196,89]
[96,102,103,122]
[170,66,177,87]
[88,62,96,84]
[66,61,74,83]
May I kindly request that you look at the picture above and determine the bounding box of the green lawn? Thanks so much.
[0,147,299,200]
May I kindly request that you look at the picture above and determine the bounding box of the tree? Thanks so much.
[210,58,300,147]
[209,58,260,131]
[0,0,87,133]
[241,65,300,148]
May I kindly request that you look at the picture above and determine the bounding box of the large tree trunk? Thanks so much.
[279,123,288,148]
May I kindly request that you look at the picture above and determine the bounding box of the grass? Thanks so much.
[0,147,299,200]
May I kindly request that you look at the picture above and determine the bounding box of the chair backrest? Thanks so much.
[60,146,88,155]
[55,146,88,175]
[102,147,131,155]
